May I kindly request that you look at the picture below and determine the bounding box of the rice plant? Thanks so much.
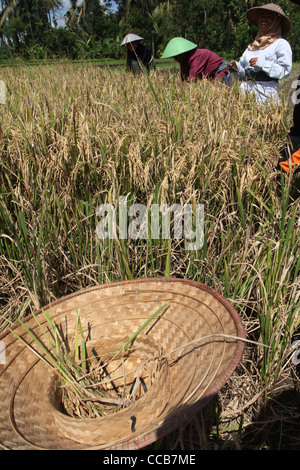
[9,303,168,418]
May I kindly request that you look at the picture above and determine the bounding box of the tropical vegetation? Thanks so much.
[0,0,299,61]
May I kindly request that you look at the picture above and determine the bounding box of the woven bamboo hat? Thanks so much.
[0,278,246,450]
[246,3,292,34]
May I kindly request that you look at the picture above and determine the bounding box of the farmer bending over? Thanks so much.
[121,34,153,73]
[161,37,232,85]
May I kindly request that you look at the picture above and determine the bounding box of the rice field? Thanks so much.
[0,61,299,449]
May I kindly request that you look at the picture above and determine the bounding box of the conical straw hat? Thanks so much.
[246,3,292,34]
[121,34,144,46]
[0,278,246,450]
[161,37,197,59]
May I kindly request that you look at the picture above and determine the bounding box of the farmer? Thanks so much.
[161,37,232,85]
[120,34,153,73]
[277,0,300,174]
[228,3,292,104]
[277,78,300,174]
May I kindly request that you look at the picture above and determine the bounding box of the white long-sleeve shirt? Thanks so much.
[234,38,293,103]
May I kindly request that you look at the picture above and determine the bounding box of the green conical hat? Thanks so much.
[162,37,197,59]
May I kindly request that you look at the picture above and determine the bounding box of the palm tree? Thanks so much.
[116,0,167,55]
[0,0,62,28]
[64,0,107,40]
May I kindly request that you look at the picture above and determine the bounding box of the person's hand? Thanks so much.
[249,57,258,67]
[228,60,238,72]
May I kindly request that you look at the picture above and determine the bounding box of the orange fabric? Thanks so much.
[279,148,300,173]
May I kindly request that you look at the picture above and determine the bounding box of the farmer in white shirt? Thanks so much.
[228,3,292,104]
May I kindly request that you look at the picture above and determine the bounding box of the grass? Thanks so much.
[0,56,178,72]
[0,60,299,449]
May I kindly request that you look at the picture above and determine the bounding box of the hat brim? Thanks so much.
[246,6,292,34]
[121,34,144,46]
[0,278,246,450]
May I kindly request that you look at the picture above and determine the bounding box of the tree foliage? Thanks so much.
[0,0,299,60]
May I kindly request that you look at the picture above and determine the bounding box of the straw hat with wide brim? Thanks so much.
[121,34,144,46]
[246,3,292,34]
[0,278,246,450]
